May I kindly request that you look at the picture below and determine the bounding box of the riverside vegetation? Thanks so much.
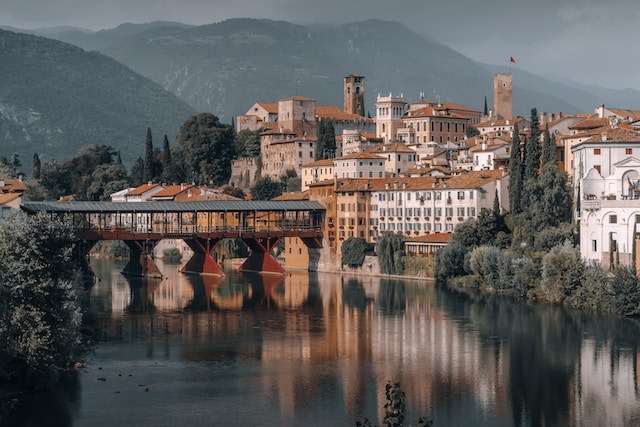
[435,109,640,317]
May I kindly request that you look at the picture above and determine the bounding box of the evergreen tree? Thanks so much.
[541,126,556,168]
[523,108,541,181]
[32,153,41,180]
[116,151,122,165]
[129,156,145,186]
[324,121,336,158]
[483,96,488,116]
[508,123,524,213]
[144,127,154,183]
[316,120,326,160]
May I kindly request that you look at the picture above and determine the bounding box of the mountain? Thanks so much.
[0,28,196,170]
[35,18,640,122]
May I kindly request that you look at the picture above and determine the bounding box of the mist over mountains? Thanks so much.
[2,18,639,170]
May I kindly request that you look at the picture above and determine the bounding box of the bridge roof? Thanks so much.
[21,200,326,214]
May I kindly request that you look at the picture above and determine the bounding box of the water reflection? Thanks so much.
[3,260,640,427]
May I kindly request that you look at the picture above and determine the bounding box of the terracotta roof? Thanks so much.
[606,108,640,122]
[409,100,480,113]
[335,151,386,161]
[405,232,453,244]
[367,142,416,154]
[281,96,315,102]
[185,192,243,201]
[335,176,437,192]
[404,106,469,120]
[477,117,526,128]
[580,126,640,143]
[128,183,162,195]
[301,158,335,167]
[150,184,201,201]
[434,169,504,189]
[0,192,21,204]
[0,178,27,193]
[568,117,610,130]
[272,191,309,201]
[255,102,279,113]
[316,105,370,122]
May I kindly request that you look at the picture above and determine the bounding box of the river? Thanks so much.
[3,258,640,427]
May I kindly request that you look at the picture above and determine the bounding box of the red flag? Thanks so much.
[510,57,517,64]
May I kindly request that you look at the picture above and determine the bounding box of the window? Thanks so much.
[592,240,597,252]
[610,215,617,224]
[457,191,465,200]
[594,148,601,155]
[627,148,633,155]
[594,165,601,174]
[457,207,465,216]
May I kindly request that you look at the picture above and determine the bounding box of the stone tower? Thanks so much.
[493,73,513,120]
[344,74,365,116]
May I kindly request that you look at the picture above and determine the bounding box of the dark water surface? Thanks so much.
[4,259,640,426]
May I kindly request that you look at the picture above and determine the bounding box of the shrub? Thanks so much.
[435,240,467,282]
[342,237,372,268]
[538,241,584,304]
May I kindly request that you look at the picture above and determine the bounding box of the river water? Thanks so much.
[3,258,640,427]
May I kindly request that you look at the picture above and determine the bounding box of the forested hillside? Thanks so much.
[0,29,196,172]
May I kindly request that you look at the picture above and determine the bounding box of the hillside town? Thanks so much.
[3,72,640,273]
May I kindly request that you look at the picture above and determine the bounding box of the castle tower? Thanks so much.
[375,93,406,143]
[344,74,365,116]
[277,96,317,138]
[493,73,513,120]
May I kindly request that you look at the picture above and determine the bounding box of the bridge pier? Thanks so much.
[182,237,224,276]
[122,240,162,278]
[241,237,286,274]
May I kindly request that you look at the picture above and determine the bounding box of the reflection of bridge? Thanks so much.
[21,200,325,277]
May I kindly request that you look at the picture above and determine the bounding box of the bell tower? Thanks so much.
[344,74,365,116]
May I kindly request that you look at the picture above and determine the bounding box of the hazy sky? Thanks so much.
[2,0,639,90]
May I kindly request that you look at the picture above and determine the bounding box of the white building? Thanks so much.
[334,151,386,179]
[573,126,640,268]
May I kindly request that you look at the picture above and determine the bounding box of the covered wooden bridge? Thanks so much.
[21,200,325,277]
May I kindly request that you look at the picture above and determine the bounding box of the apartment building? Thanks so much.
[367,143,419,176]
[398,104,470,145]
[300,158,334,192]
[573,125,640,269]
[334,151,386,179]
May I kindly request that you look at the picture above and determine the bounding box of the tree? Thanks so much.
[234,129,261,158]
[129,156,145,187]
[341,237,372,268]
[32,153,41,180]
[0,212,84,389]
[177,113,236,186]
[143,127,154,183]
[377,232,405,275]
[541,126,556,168]
[524,108,541,180]
[508,124,523,213]
[483,96,488,116]
[250,176,283,200]
[86,163,130,201]
[316,120,336,160]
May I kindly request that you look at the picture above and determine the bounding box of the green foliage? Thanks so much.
[466,125,480,138]
[435,240,467,282]
[91,240,129,259]
[377,232,405,275]
[402,256,435,278]
[234,129,261,158]
[316,121,337,160]
[86,163,130,201]
[508,123,523,213]
[538,241,585,304]
[177,113,236,187]
[162,248,182,264]
[523,108,541,189]
[341,237,372,268]
[0,212,84,389]
[144,127,154,183]
[32,153,41,180]
[541,127,556,167]
[250,176,283,200]
[452,208,507,250]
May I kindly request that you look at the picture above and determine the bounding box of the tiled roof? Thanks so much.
[367,142,416,153]
[404,106,469,120]
[0,192,21,205]
[301,158,335,167]
[569,117,610,130]
[128,183,161,196]
[335,151,386,161]
[0,178,27,193]
[477,117,525,128]
[335,176,437,192]
[255,102,279,113]
[434,169,504,189]
[272,191,309,201]
[405,232,453,244]
[150,184,199,199]
[580,126,640,143]
[606,108,640,121]
[316,105,370,122]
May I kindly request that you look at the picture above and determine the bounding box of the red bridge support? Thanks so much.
[181,237,224,276]
[241,237,285,274]
[122,240,162,278]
